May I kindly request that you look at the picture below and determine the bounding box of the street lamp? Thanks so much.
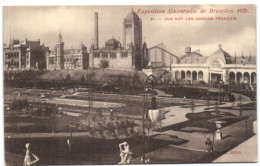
[69,120,73,141]
[219,80,222,93]
[67,120,73,163]
[110,108,114,120]
[148,105,160,153]
[58,107,62,113]
[207,92,210,108]
[244,115,249,139]
[191,99,195,113]
[142,85,148,164]
[215,100,219,116]
[238,95,242,116]
[8,136,11,150]
[52,106,57,133]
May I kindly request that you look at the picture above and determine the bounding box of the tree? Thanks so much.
[191,100,195,113]
[66,74,72,82]
[117,74,123,87]
[88,71,96,83]
[132,72,141,86]
[10,98,29,112]
[80,74,85,83]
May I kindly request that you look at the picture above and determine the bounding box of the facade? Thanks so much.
[89,10,147,70]
[3,39,49,70]
[47,33,89,70]
[63,46,89,70]
[169,45,256,86]
[89,38,133,70]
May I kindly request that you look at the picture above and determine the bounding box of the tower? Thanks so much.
[56,33,64,69]
[94,12,99,49]
[142,42,148,68]
[123,9,143,70]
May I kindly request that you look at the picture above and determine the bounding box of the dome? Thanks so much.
[209,44,232,64]
[125,10,140,21]
[106,38,120,44]
[179,52,205,64]
[105,38,121,50]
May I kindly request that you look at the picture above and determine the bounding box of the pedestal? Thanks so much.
[253,121,257,134]
[215,129,222,140]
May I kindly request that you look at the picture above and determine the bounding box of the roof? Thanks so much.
[178,52,207,64]
[125,10,140,21]
[105,38,120,45]
[210,48,233,64]
[64,48,85,54]
[148,45,179,59]
[102,38,121,50]
[231,56,256,65]
[179,52,203,60]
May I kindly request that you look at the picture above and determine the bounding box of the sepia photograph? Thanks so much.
[2,4,257,165]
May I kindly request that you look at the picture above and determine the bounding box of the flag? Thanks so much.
[234,52,237,63]
[249,52,251,61]
[241,52,244,63]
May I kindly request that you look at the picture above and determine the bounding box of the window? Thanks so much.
[121,52,128,58]
[94,53,100,58]
[49,57,55,64]
[125,24,132,28]
[110,53,116,59]
[102,52,108,58]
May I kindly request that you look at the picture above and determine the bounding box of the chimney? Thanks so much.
[94,12,99,49]
[185,46,191,54]
[218,44,222,50]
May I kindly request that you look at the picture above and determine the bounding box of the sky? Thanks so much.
[3,5,256,57]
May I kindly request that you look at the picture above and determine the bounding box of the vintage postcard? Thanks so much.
[3,5,257,165]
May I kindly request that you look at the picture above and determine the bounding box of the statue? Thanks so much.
[118,142,133,164]
[23,143,40,166]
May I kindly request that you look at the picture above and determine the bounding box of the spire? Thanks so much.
[58,32,62,43]
[91,38,94,49]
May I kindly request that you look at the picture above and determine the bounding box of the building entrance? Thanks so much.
[210,73,222,86]
[101,61,109,68]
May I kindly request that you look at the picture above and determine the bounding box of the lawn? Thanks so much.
[157,111,245,133]
[4,133,183,165]
[4,114,84,133]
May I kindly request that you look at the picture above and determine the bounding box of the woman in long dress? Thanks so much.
[23,143,40,166]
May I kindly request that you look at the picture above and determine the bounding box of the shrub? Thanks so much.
[10,98,29,112]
